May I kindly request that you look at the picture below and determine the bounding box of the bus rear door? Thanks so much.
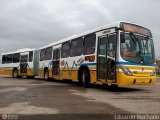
[20,54,28,76]
[52,49,60,78]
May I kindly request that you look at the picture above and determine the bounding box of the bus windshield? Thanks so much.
[120,33,155,64]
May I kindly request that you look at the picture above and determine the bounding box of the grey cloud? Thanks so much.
[0,0,160,58]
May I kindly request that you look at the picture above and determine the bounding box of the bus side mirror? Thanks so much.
[120,32,125,43]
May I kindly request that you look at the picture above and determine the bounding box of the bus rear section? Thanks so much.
[0,49,39,78]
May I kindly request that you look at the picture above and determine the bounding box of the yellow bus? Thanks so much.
[0,48,39,78]
[38,21,156,87]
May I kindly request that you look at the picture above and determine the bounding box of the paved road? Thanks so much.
[0,76,160,119]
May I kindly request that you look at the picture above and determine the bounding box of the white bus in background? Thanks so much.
[0,48,39,78]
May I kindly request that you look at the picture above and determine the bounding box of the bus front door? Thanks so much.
[52,49,60,78]
[97,33,116,83]
[20,54,28,76]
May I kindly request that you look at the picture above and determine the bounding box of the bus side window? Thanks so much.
[29,51,33,62]
[7,54,13,63]
[2,55,7,64]
[45,47,52,60]
[13,53,20,63]
[83,34,96,55]
[61,42,70,58]
[70,38,83,57]
[40,49,46,61]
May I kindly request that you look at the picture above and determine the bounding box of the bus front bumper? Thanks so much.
[116,72,156,86]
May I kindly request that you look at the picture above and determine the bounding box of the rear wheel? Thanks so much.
[44,69,49,80]
[13,69,18,78]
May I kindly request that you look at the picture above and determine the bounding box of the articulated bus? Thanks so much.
[0,22,156,87]
[0,48,39,78]
[38,21,156,87]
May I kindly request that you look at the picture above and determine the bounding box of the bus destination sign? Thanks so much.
[121,22,152,37]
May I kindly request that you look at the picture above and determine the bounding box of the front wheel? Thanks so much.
[82,70,90,88]
[44,69,49,80]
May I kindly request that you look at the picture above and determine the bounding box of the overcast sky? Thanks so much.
[0,0,159,58]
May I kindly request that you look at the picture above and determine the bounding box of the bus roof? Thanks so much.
[2,48,36,55]
[39,21,149,50]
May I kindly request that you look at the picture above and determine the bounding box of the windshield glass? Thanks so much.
[120,33,155,64]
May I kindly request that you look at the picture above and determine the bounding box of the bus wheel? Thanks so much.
[44,69,49,80]
[82,69,90,88]
[13,69,18,78]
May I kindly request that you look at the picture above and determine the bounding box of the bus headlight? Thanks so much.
[120,66,133,76]
[150,69,155,76]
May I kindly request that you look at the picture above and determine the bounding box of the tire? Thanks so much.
[13,69,18,78]
[44,69,49,81]
[82,69,90,88]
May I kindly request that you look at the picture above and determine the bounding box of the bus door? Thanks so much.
[97,33,117,82]
[52,49,60,77]
[20,54,28,76]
